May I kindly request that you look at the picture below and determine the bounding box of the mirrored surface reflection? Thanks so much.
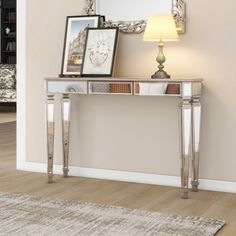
[48,81,87,94]
[96,0,172,21]
[89,82,133,95]
[134,82,181,96]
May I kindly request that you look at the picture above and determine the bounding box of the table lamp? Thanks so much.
[144,14,179,79]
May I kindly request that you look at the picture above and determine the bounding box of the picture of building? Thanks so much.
[67,27,87,72]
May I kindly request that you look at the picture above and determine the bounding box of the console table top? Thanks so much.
[45,77,203,83]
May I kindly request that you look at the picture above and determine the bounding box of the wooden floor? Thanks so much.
[0,122,236,235]
[0,110,16,123]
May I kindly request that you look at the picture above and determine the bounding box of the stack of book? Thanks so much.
[6,42,16,51]
[8,12,16,21]
[7,56,16,64]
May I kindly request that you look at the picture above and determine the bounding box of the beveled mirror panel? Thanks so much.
[84,0,186,34]
[89,81,133,95]
[134,82,181,96]
[47,81,87,94]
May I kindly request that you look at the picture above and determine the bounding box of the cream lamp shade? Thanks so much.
[144,14,179,42]
[143,13,179,79]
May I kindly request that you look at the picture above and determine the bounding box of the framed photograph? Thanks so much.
[100,15,106,27]
[61,15,101,76]
[81,28,119,77]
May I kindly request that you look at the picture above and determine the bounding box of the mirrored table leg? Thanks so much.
[47,95,55,183]
[62,94,71,177]
[179,99,192,199]
[191,98,201,192]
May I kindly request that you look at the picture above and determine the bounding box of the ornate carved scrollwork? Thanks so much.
[103,20,147,34]
[84,0,186,34]
[84,0,95,15]
[172,0,186,33]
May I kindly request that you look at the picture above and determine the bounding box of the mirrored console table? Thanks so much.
[45,77,203,199]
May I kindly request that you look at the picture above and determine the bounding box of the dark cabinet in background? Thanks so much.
[1,0,16,64]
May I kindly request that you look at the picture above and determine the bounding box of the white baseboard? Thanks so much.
[20,162,236,194]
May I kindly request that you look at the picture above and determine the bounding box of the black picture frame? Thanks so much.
[81,27,119,77]
[60,15,101,77]
[100,15,106,27]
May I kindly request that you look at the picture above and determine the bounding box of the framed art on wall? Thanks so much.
[81,28,119,77]
[61,15,101,76]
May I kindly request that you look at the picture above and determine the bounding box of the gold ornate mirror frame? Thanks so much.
[84,0,186,34]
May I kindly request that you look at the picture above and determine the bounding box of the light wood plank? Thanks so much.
[0,122,235,235]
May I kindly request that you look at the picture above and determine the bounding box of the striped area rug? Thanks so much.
[0,192,225,236]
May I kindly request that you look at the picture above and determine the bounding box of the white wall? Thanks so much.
[18,0,236,189]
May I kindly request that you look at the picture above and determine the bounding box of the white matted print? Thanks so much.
[61,16,100,76]
[81,28,119,77]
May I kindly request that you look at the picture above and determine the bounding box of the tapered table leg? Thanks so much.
[179,99,192,199]
[62,94,71,177]
[47,95,55,183]
[191,98,201,192]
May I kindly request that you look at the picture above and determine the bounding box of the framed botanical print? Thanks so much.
[81,28,119,77]
[61,15,101,76]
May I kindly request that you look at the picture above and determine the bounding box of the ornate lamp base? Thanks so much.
[151,41,171,79]
[151,70,171,79]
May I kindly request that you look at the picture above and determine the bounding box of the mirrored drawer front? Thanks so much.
[89,82,133,95]
[47,81,87,94]
[134,82,181,96]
